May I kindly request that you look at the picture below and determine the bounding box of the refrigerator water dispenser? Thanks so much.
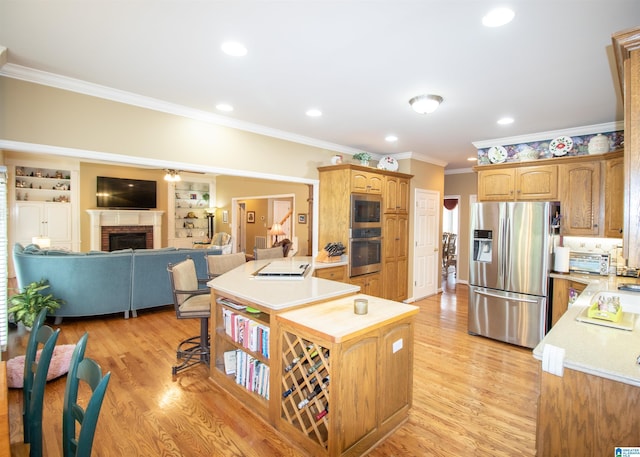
[473,230,493,262]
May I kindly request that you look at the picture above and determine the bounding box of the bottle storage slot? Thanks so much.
[280,331,330,449]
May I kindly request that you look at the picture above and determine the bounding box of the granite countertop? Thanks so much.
[208,257,359,310]
[534,273,640,386]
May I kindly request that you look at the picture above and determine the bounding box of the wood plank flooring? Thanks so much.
[6,276,539,456]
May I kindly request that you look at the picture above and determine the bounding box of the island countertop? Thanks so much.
[207,257,359,310]
[277,293,419,343]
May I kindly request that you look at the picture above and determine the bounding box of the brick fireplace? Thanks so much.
[101,225,153,251]
[86,209,164,251]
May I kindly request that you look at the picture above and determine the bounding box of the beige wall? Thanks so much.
[0,77,340,179]
[405,158,446,297]
[444,171,478,283]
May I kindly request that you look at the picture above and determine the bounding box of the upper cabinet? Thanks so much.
[351,170,383,194]
[613,27,640,267]
[477,165,558,201]
[383,175,410,213]
[559,160,601,236]
[475,151,624,239]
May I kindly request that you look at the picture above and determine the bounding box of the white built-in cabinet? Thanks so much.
[8,158,80,276]
[167,176,215,248]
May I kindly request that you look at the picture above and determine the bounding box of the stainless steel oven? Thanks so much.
[351,193,382,229]
[349,227,382,277]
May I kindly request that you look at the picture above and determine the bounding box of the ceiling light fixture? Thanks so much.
[497,117,514,125]
[482,8,515,27]
[385,135,398,142]
[409,94,443,114]
[306,109,322,117]
[164,169,181,182]
[221,41,248,57]
[216,103,233,112]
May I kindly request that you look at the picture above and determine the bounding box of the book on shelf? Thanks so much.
[223,350,237,375]
[222,311,270,358]
[233,349,270,400]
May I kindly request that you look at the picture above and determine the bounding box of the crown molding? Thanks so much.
[445,167,474,175]
[0,63,364,156]
[472,121,624,150]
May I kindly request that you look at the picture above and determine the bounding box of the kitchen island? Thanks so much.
[534,274,640,455]
[207,258,419,457]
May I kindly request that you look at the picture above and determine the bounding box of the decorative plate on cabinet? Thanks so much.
[487,146,507,164]
[549,136,573,156]
[377,155,399,171]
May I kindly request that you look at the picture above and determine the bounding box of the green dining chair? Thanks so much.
[63,332,111,457]
[25,319,61,457]
[21,308,49,444]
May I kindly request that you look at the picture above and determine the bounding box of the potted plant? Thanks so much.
[353,152,372,166]
[8,280,63,329]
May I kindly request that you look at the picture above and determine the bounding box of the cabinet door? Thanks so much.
[383,214,409,301]
[560,161,601,236]
[477,169,515,201]
[604,157,624,238]
[44,203,72,242]
[314,265,347,282]
[383,176,410,213]
[14,202,44,244]
[351,171,382,194]
[379,322,413,420]
[515,165,558,200]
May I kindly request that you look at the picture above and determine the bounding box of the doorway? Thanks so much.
[443,195,460,277]
[412,188,440,300]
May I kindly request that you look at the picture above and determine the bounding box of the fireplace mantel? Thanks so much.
[87,209,164,251]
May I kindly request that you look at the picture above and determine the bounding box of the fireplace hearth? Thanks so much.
[101,225,153,251]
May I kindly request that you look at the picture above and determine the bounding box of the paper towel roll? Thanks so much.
[554,246,570,273]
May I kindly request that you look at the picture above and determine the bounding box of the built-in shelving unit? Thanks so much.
[167,176,214,248]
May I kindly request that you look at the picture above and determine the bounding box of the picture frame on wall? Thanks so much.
[247,211,255,223]
[298,213,307,224]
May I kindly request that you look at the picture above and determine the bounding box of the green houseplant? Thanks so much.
[8,280,63,328]
[353,152,372,166]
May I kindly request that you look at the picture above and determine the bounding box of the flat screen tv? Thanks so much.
[96,176,157,209]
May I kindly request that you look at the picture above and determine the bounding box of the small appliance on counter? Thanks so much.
[568,251,610,276]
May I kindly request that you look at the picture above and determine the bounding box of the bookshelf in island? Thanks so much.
[208,258,419,457]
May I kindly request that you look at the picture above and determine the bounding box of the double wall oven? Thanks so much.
[349,193,382,277]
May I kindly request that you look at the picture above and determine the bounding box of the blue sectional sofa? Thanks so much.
[13,243,221,322]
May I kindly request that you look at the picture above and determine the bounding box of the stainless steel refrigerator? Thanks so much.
[468,201,557,348]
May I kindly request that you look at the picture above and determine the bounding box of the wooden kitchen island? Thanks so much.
[208,258,419,457]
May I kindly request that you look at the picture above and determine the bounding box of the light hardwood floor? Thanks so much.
[6,275,539,456]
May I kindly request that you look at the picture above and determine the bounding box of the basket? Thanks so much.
[587,301,622,323]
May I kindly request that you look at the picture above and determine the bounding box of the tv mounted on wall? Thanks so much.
[96,176,157,209]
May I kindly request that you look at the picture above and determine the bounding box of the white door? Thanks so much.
[44,202,72,243]
[413,189,440,299]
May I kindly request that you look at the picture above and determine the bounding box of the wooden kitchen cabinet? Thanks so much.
[383,176,409,213]
[550,277,587,327]
[604,155,624,238]
[382,213,409,301]
[351,170,382,194]
[350,272,381,296]
[477,164,558,201]
[559,160,601,236]
[314,265,347,282]
[537,368,640,455]
[613,27,640,268]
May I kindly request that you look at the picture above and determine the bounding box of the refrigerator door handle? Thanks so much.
[473,289,540,304]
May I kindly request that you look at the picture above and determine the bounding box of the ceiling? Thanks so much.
[1,1,639,171]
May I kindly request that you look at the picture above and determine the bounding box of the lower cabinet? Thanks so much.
[551,278,587,327]
[276,302,416,457]
[537,368,640,455]
[382,214,409,301]
[314,265,347,282]
[349,272,381,297]
[14,201,73,249]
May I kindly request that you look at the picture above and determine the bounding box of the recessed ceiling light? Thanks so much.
[306,109,322,117]
[482,8,515,27]
[216,103,234,112]
[221,41,248,57]
[497,117,514,125]
[385,135,398,142]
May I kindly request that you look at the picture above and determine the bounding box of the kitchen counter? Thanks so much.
[536,272,640,386]
[208,257,359,310]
